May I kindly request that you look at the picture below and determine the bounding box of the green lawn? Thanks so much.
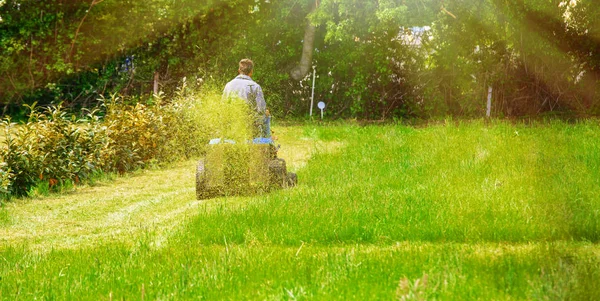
[1,120,600,300]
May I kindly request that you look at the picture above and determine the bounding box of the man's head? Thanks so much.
[238,59,254,76]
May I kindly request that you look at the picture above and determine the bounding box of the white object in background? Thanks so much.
[486,86,492,118]
[318,101,326,119]
[310,66,316,117]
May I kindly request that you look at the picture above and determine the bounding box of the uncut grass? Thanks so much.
[2,121,600,299]
[190,120,600,245]
[2,241,599,299]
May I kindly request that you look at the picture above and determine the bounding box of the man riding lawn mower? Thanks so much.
[195,59,297,199]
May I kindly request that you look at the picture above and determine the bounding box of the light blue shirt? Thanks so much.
[222,75,266,113]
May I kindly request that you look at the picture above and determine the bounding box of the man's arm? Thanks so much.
[255,85,266,113]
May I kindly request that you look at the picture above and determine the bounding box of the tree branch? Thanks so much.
[441,6,457,19]
[29,35,35,89]
[68,0,104,65]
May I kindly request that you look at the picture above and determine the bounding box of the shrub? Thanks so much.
[1,117,44,196]
[0,89,214,198]
[100,91,209,173]
[0,104,106,196]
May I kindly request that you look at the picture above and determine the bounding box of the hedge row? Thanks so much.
[0,92,214,198]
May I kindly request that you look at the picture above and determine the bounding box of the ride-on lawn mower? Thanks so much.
[195,137,297,199]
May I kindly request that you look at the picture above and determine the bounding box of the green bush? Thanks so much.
[32,105,106,185]
[0,104,106,196]
[100,91,209,173]
[0,90,214,198]
[1,117,45,196]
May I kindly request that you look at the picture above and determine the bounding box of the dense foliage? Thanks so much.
[1,0,599,118]
[0,90,213,197]
[419,0,600,117]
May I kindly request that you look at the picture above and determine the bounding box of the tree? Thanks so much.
[2,0,598,119]
[0,0,243,111]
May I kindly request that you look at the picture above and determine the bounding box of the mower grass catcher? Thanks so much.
[196,138,297,199]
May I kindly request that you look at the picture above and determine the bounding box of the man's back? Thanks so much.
[223,74,266,113]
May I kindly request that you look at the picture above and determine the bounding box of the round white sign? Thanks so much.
[317,101,326,110]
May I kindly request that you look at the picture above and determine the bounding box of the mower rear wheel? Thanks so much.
[196,159,212,199]
[268,158,287,187]
[286,172,298,187]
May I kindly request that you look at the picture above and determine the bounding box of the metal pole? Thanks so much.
[310,66,316,117]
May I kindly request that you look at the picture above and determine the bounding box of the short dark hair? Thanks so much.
[239,59,254,75]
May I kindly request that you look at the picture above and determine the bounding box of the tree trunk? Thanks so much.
[290,4,318,81]
[153,72,159,95]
